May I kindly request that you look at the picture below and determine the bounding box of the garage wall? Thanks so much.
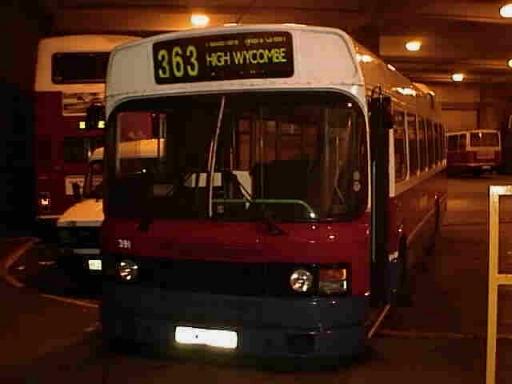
[0,1,49,234]
[428,84,480,132]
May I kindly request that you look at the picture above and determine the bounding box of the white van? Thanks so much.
[56,139,164,274]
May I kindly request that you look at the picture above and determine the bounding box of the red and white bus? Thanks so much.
[34,35,139,225]
[447,129,501,176]
[99,25,446,358]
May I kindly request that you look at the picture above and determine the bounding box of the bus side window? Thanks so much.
[441,125,447,160]
[418,118,427,171]
[448,135,458,152]
[407,113,419,176]
[459,133,467,151]
[427,119,435,168]
[393,110,407,182]
[434,123,441,164]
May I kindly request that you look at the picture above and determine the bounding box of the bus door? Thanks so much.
[368,94,396,306]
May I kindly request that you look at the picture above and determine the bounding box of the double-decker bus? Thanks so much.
[447,129,501,176]
[34,34,139,226]
[99,25,446,358]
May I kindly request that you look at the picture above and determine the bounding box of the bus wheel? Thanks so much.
[395,237,413,307]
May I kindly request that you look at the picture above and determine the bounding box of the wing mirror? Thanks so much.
[71,182,82,202]
[85,102,106,130]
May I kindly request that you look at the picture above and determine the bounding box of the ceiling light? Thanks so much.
[387,63,397,71]
[190,14,210,27]
[405,40,422,52]
[356,54,373,63]
[452,73,465,82]
[500,4,512,17]
[508,59,512,68]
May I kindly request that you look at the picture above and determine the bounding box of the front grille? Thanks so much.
[105,256,350,297]
[58,227,100,248]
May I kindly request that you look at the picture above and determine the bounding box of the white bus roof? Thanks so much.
[90,139,164,161]
[35,34,140,92]
[107,24,439,117]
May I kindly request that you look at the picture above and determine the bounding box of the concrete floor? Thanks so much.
[1,174,512,383]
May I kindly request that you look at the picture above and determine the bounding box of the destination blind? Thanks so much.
[153,31,294,84]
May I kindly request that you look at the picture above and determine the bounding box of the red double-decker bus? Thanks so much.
[99,25,447,358]
[34,35,139,228]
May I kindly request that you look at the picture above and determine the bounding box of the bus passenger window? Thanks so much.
[117,111,154,142]
[263,121,277,162]
[393,110,407,182]
[448,135,458,151]
[418,118,427,170]
[407,113,419,176]
[434,123,441,164]
[440,124,446,160]
[459,133,467,151]
[277,122,301,160]
[63,137,88,163]
[427,120,435,168]
[236,119,251,170]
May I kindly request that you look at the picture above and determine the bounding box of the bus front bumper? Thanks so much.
[101,283,368,358]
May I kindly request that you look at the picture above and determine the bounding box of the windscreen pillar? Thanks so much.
[369,93,392,306]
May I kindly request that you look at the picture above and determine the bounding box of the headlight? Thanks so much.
[290,269,314,293]
[319,267,348,295]
[117,259,139,282]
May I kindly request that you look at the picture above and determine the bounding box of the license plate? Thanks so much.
[87,259,102,271]
[175,326,237,349]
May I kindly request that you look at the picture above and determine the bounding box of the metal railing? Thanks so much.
[486,185,512,384]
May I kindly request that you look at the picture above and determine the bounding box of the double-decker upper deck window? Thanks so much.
[393,110,407,182]
[52,52,110,84]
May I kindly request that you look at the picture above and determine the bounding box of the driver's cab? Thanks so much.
[56,139,162,275]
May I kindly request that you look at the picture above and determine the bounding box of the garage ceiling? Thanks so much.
[40,0,512,84]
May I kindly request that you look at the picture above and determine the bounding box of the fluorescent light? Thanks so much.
[405,40,422,52]
[190,14,209,27]
[356,54,373,63]
[393,87,417,96]
[500,3,512,17]
[452,73,465,82]
[387,63,397,71]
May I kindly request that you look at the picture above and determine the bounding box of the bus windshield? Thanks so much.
[107,92,367,222]
[470,131,499,147]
